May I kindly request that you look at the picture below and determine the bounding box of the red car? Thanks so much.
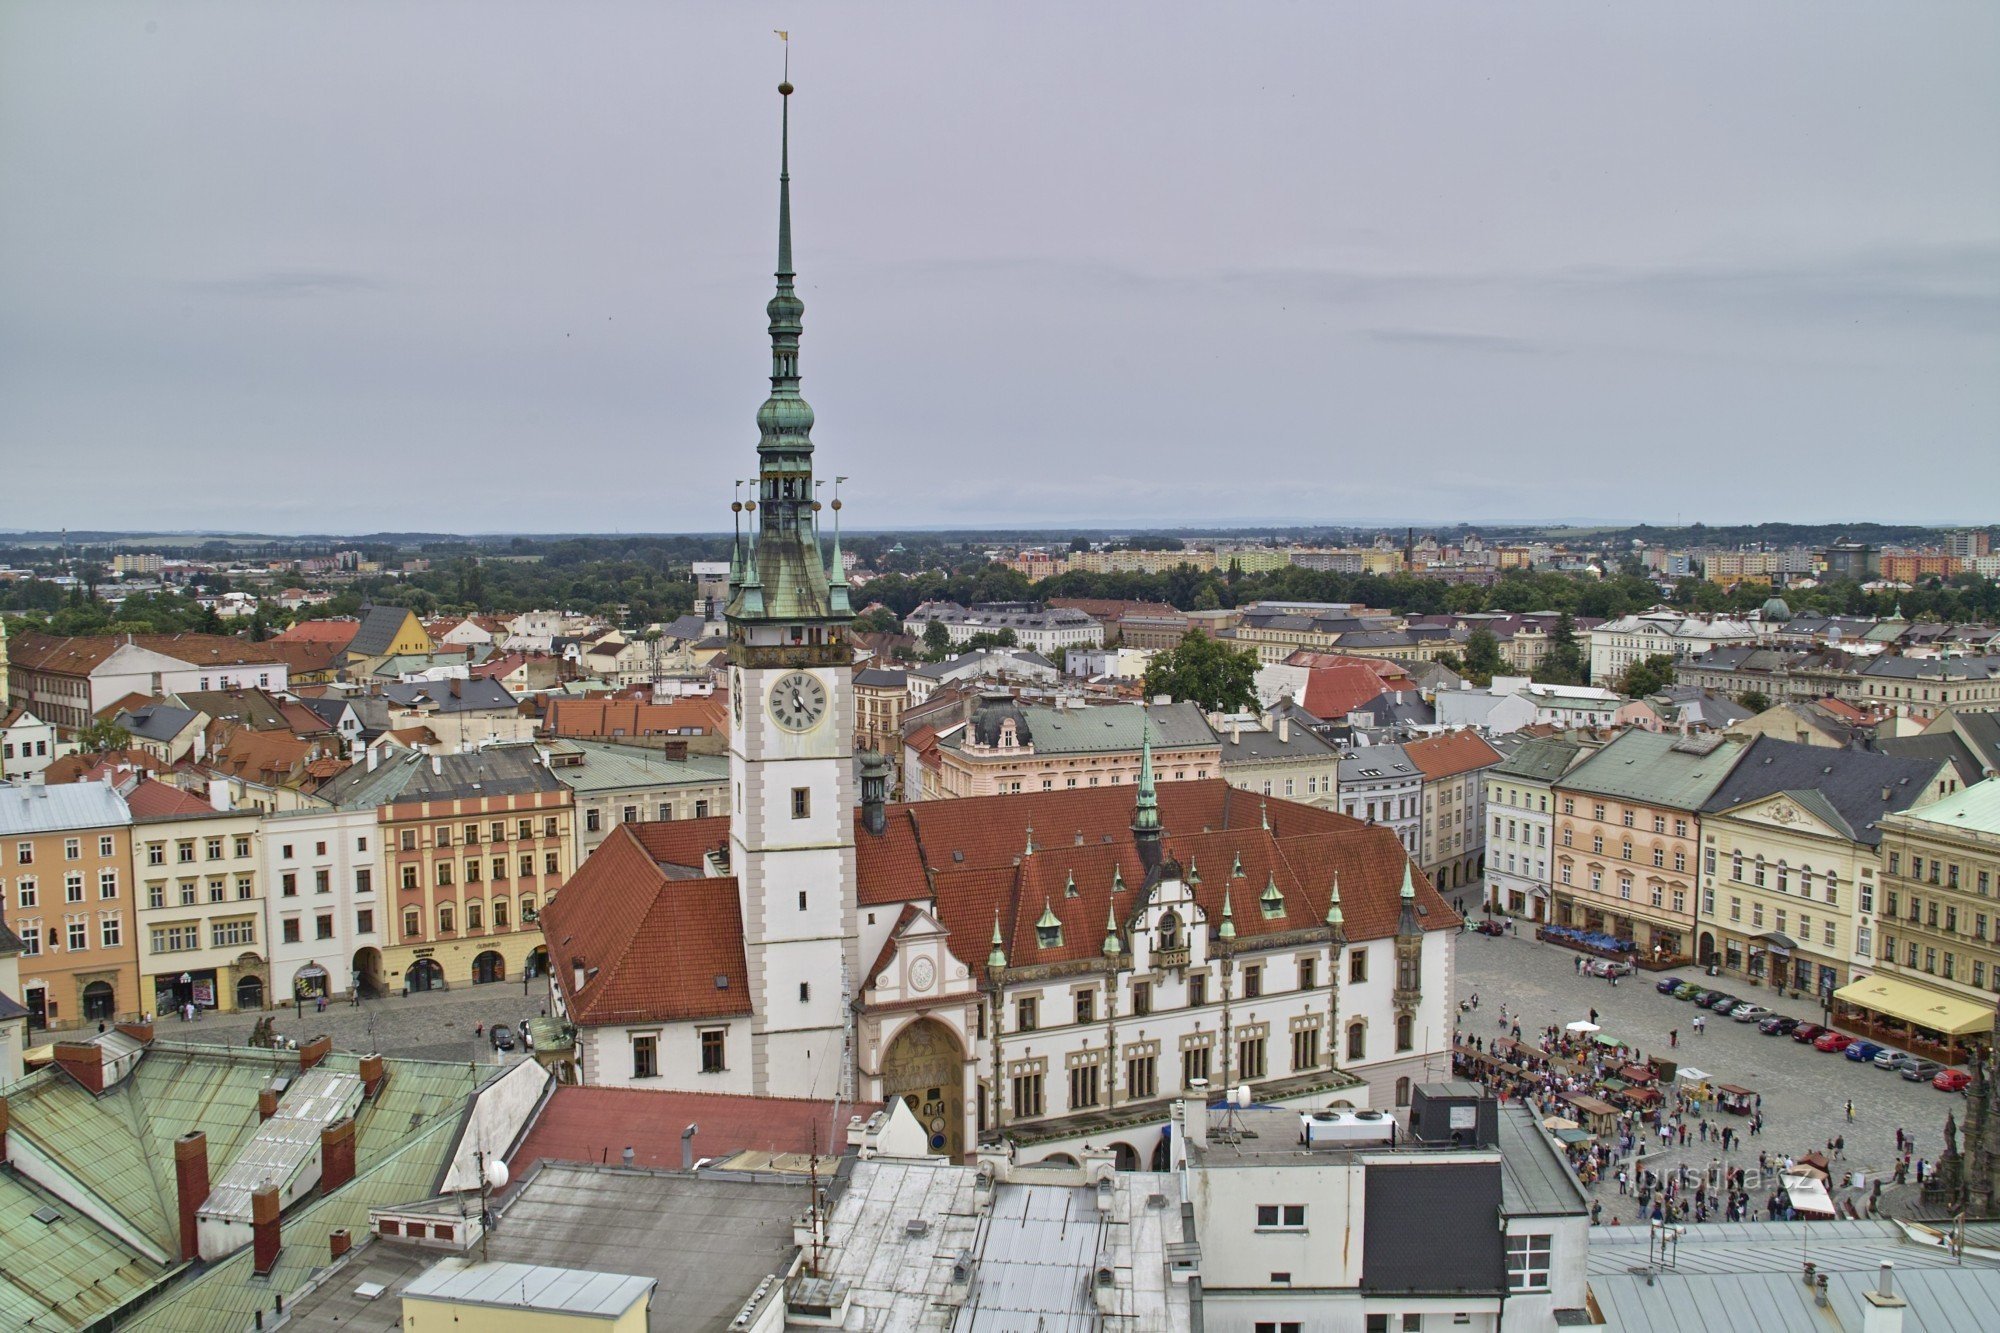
[1813,1030,1851,1052]
[1935,1069,1973,1093]
[1474,920,1506,937]
[1791,1023,1825,1043]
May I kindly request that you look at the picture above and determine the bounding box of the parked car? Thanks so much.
[1845,1041,1884,1062]
[1935,1069,1973,1093]
[1704,993,1741,1012]
[1813,1030,1852,1052]
[1903,1059,1944,1082]
[1589,959,1635,978]
[1474,919,1506,937]
[489,1023,516,1051]
[1684,989,1715,1006]
[1791,1023,1826,1043]
[1732,1004,1771,1023]
[1658,977,1688,995]
[1672,982,1703,1000]
[1875,1050,1915,1072]
[1759,1015,1800,1036]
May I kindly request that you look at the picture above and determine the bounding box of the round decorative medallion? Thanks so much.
[909,956,936,992]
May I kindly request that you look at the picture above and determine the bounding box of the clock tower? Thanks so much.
[723,76,860,1101]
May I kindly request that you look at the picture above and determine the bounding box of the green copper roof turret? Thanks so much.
[1219,887,1236,941]
[1326,871,1344,929]
[989,911,1007,972]
[1133,723,1159,832]
[1103,904,1123,957]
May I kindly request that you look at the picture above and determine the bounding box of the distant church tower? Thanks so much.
[724,76,860,1101]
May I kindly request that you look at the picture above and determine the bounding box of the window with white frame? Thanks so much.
[1506,1233,1552,1292]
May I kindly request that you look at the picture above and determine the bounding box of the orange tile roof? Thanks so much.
[1284,652,1414,682]
[275,619,362,647]
[542,696,727,739]
[1300,664,1393,720]
[1404,729,1505,781]
[538,827,751,1027]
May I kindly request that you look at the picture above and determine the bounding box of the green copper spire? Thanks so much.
[1103,904,1123,957]
[1398,861,1420,937]
[1219,887,1236,941]
[1326,871,1345,929]
[1401,862,1415,901]
[728,76,843,635]
[989,911,1007,972]
[1133,722,1159,832]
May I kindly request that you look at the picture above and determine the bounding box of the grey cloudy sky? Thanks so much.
[2,2,1995,534]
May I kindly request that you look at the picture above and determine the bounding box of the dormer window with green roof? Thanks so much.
[1064,869,1078,898]
[1231,852,1244,879]
[1036,901,1063,950]
[1261,873,1286,920]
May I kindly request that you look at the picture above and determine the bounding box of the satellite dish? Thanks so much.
[484,1159,510,1191]
[1234,1085,1251,1108]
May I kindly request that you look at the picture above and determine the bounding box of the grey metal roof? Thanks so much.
[1494,1104,1590,1218]
[1698,736,1945,844]
[1340,744,1420,783]
[380,677,519,713]
[402,1257,655,1317]
[0,780,131,834]
[854,667,908,687]
[961,1183,1108,1332]
[1874,732,1985,788]
[1556,730,1750,811]
[1865,654,2000,680]
[1490,735,1585,785]
[940,700,1217,757]
[115,703,200,743]
[347,604,420,658]
[549,740,728,795]
[1218,723,1338,763]
[317,744,566,809]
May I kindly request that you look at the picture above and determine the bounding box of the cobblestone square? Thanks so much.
[1450,927,1973,1223]
[161,976,551,1068]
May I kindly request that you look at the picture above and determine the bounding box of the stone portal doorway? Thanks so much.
[880,1017,965,1159]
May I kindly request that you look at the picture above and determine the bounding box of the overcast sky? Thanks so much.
[2,2,1995,535]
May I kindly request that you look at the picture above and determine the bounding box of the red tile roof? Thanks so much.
[124,778,218,819]
[542,696,727,740]
[43,749,167,785]
[259,639,348,675]
[553,779,1459,1024]
[537,826,751,1027]
[1283,652,1414,683]
[1300,665,1393,721]
[1404,729,1505,781]
[508,1086,879,1174]
[8,631,289,674]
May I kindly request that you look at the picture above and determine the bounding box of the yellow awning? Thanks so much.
[1832,975,1993,1037]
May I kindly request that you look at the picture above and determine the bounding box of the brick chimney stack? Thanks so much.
[329,1227,352,1261]
[319,1117,358,1193]
[359,1053,387,1099]
[0,1096,11,1164]
[298,1034,332,1073]
[174,1132,210,1262]
[251,1185,283,1276]
[257,1085,279,1121]
[53,1042,104,1094]
[115,1019,155,1045]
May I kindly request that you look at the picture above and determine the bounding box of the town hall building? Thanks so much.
[536,78,1463,1165]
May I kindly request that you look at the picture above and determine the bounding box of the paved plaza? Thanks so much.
[1451,927,1971,1224]
[159,975,550,1067]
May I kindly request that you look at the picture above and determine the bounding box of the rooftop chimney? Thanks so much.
[359,1053,387,1100]
[1861,1261,1906,1333]
[329,1227,352,1261]
[298,1034,332,1074]
[115,1019,155,1046]
[0,1096,10,1165]
[175,1132,210,1262]
[258,1085,279,1121]
[320,1117,358,1193]
[53,1042,105,1094]
[251,1184,283,1276]
[682,1123,699,1171]
[1181,1082,1210,1152]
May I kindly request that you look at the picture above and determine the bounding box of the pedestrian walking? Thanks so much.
[1693,1015,1705,1036]
[1846,1100,1854,1122]
[1670,1029,1679,1049]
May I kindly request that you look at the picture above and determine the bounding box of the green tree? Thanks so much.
[1459,629,1505,686]
[1739,691,1773,714]
[922,619,951,660]
[852,606,901,635]
[76,719,132,753]
[1615,653,1678,699]
[1535,611,1588,685]
[1141,629,1259,712]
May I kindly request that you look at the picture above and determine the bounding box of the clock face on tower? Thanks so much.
[768,670,828,732]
